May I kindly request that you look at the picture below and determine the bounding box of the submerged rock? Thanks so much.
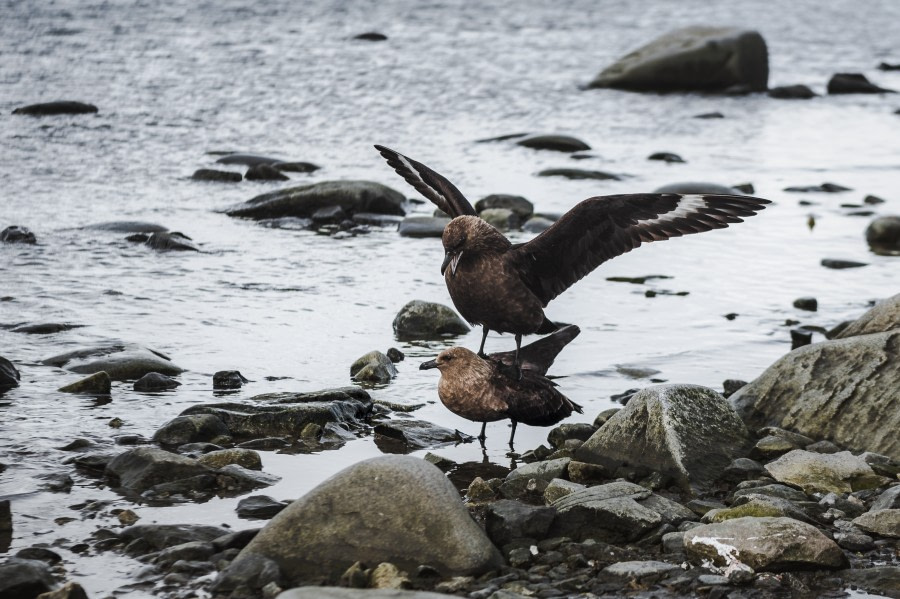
[648,152,685,163]
[515,134,590,153]
[731,329,900,460]
[198,448,262,470]
[768,84,817,99]
[866,216,900,256]
[374,419,470,453]
[144,231,200,251]
[828,73,895,94]
[58,371,111,394]
[86,221,168,233]
[246,164,290,181]
[478,208,520,231]
[225,181,406,220]
[392,300,470,340]
[576,385,751,491]
[12,101,98,116]
[764,450,886,494]
[237,495,289,520]
[350,351,397,384]
[214,370,250,389]
[397,216,449,238]
[0,225,37,244]
[106,447,213,493]
[216,154,281,167]
[537,168,621,180]
[684,517,848,571]
[224,455,503,585]
[653,182,742,195]
[474,194,534,220]
[118,523,230,554]
[43,344,184,381]
[821,258,867,269]
[133,372,180,391]
[11,323,84,334]
[192,169,242,183]
[0,356,20,390]
[154,413,231,445]
[353,32,388,41]
[784,182,852,193]
[588,26,768,92]
[0,558,56,597]
[274,162,320,173]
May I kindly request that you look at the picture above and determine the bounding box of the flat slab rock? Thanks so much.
[684,516,848,572]
[764,450,886,494]
[42,343,183,380]
[278,589,453,599]
[852,509,900,538]
[226,455,502,585]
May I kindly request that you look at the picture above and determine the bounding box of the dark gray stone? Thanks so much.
[145,231,200,252]
[106,447,213,493]
[43,344,184,381]
[58,371,111,394]
[192,169,242,183]
[216,154,281,166]
[397,216,449,238]
[374,419,468,452]
[872,486,900,511]
[153,414,230,445]
[0,357,20,390]
[245,164,290,181]
[484,500,556,546]
[653,182,742,195]
[213,370,249,389]
[516,134,590,153]
[792,297,818,311]
[648,152,685,163]
[828,73,895,94]
[118,523,230,553]
[768,84,816,99]
[13,101,97,116]
[474,195,534,220]
[0,558,56,597]
[866,216,900,256]
[237,495,289,520]
[349,351,397,383]
[226,181,406,220]
[537,168,621,181]
[821,258,867,269]
[134,372,180,391]
[0,226,37,244]
[392,300,469,339]
[273,161,320,173]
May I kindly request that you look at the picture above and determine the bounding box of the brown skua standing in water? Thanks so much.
[420,324,583,446]
[375,145,771,367]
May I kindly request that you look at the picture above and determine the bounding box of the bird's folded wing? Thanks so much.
[490,324,580,376]
[374,145,477,218]
[510,193,770,305]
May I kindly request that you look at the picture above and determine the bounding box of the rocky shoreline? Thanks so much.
[1,295,897,599]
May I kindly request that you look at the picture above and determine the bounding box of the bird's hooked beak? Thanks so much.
[440,250,463,277]
[419,359,438,370]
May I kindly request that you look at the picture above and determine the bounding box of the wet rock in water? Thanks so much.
[350,351,397,384]
[790,328,812,349]
[648,152,685,163]
[176,388,372,440]
[11,323,84,334]
[821,258,868,269]
[119,523,230,554]
[866,216,900,256]
[653,181,742,195]
[279,590,450,599]
[835,294,900,339]
[392,300,470,339]
[273,161,320,173]
[43,343,185,381]
[216,154,282,167]
[214,370,250,389]
[35,581,88,599]
[721,379,747,398]
[852,509,900,538]
[144,231,200,251]
[764,450,886,494]
[515,134,591,153]
[198,448,262,470]
[192,168,242,183]
[841,566,900,598]
[374,419,469,452]
[522,216,554,233]
[827,73,896,94]
[0,356,20,390]
[311,205,349,225]
[549,480,694,542]
[768,84,817,99]
[58,371,111,394]
[0,557,56,597]
[210,552,284,595]
[602,560,680,583]
[237,495,289,520]
[478,208,520,231]
[575,385,751,491]
[731,328,900,460]
[352,212,404,227]
[0,225,37,244]
[474,194,534,220]
[507,457,571,484]
[106,447,214,493]
[353,31,387,41]
[386,348,404,363]
[225,181,406,220]
[864,194,887,205]
[694,111,724,119]
[397,216,449,238]
[154,413,230,445]
[12,100,98,116]
[134,372,180,391]
[537,168,621,180]
[684,517,848,571]
[224,455,503,585]
[547,422,596,448]
[784,182,852,192]
[246,164,290,181]
[587,26,768,92]
[792,297,818,311]
[86,221,169,233]
[217,464,280,492]
[484,500,556,546]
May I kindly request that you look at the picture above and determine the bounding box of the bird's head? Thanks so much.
[441,216,510,276]
[419,346,487,375]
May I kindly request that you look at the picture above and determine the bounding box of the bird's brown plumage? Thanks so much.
[376,145,771,356]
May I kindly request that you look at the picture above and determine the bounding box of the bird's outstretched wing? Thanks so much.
[510,193,770,306]
[374,145,477,218]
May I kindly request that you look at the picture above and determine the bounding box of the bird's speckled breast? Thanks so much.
[445,253,545,334]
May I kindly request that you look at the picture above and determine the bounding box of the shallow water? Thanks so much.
[1,0,899,595]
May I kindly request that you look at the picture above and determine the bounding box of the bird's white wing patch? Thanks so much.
[636,194,711,226]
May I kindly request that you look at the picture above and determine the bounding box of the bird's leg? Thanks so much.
[477,327,490,358]
[478,421,487,442]
[508,420,518,448]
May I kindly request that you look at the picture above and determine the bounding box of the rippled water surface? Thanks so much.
[1,0,899,595]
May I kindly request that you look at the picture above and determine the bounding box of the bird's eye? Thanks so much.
[444,355,453,361]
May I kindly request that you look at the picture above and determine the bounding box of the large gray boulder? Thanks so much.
[684,517,848,572]
[588,26,768,92]
[226,456,502,585]
[575,385,751,491]
[42,343,184,380]
[0,356,20,390]
[106,447,213,493]
[835,293,899,338]
[226,181,406,220]
[764,450,886,494]
[731,330,900,460]
[865,216,900,256]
